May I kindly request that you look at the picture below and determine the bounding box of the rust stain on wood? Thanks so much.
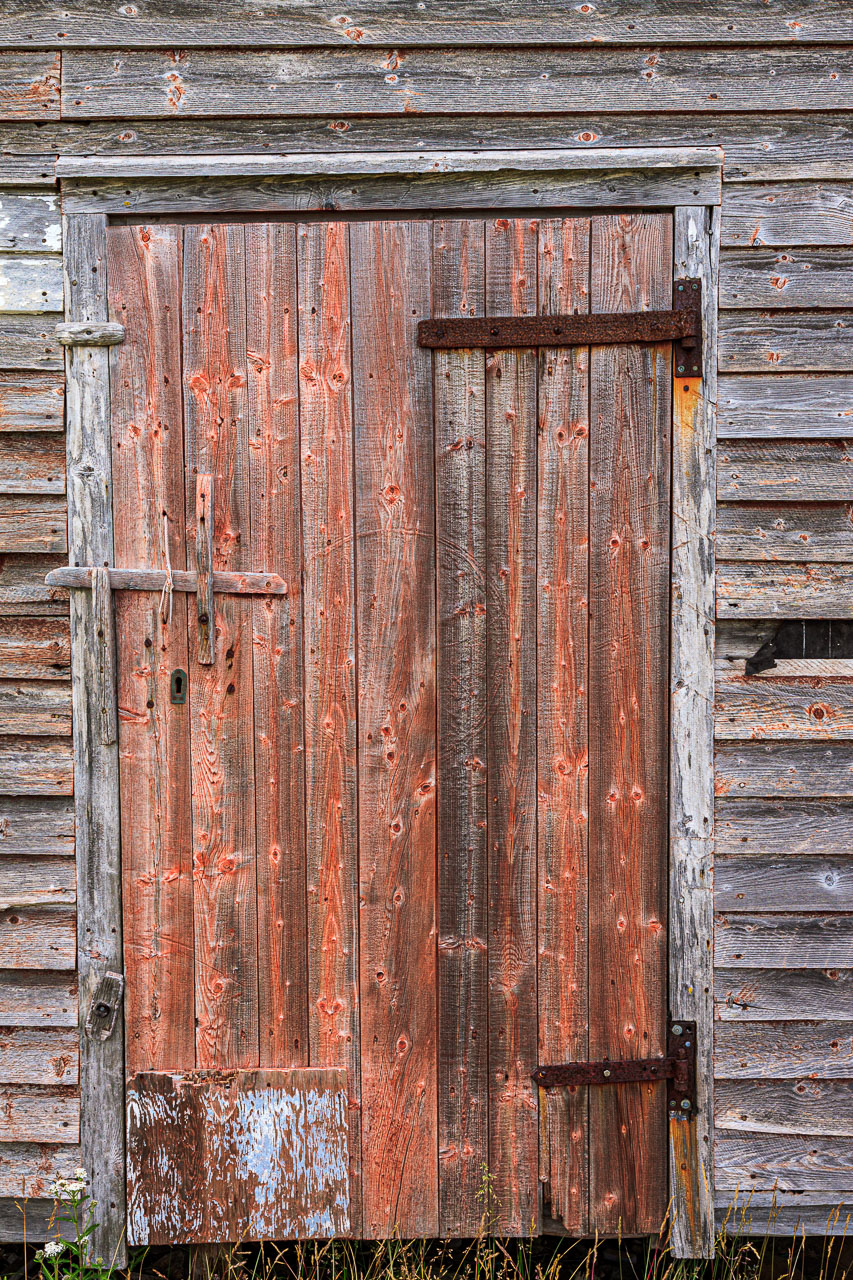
[126,1069,350,1243]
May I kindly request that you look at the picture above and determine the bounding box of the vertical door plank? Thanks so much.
[588,214,672,1235]
[64,211,126,1266]
[245,222,308,1069]
[536,217,590,1235]
[485,217,539,1236]
[107,223,194,1075]
[432,218,489,1237]
[351,219,438,1239]
[297,220,362,1232]
[182,223,259,1069]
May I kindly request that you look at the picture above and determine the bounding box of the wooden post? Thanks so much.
[60,213,127,1267]
[669,205,719,1259]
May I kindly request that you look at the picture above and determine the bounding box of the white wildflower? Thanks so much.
[43,1240,65,1258]
[74,1167,88,1181]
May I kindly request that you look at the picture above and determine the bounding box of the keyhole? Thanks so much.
[170,669,187,705]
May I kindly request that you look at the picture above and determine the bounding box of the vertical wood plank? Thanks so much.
[297,220,362,1234]
[107,222,194,1077]
[485,216,539,1236]
[245,222,308,1069]
[432,218,488,1237]
[669,206,718,1260]
[350,219,438,1239]
[194,473,215,665]
[182,223,259,1069]
[536,217,590,1236]
[62,211,126,1265]
[588,213,672,1236]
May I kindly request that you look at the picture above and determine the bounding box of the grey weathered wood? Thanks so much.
[715,1135,853,1192]
[0,433,65,494]
[715,968,853,1022]
[45,565,286,595]
[720,312,853,374]
[716,914,853,969]
[7,2,853,46]
[0,158,55,186]
[0,903,76,966]
[0,682,71,735]
[0,316,62,370]
[0,617,69,678]
[668,205,716,1260]
[59,48,853,119]
[61,167,721,216]
[0,190,60,252]
[716,1192,853,1237]
[716,1079,853,1138]
[62,211,126,1266]
[0,739,70,796]
[0,255,62,314]
[715,619,779,660]
[0,1086,78,1142]
[0,855,75,907]
[715,1022,853,1079]
[717,563,853,618]
[84,971,123,1043]
[721,249,853,310]
[0,971,76,1026]
[0,554,68,615]
[718,502,853,562]
[715,669,853,741]
[6,112,853,177]
[55,321,124,347]
[716,853,853,909]
[0,496,66,554]
[723,182,853,247]
[0,1197,73,1243]
[0,372,63,432]
[0,53,59,119]
[0,1028,77,1084]
[92,568,116,748]
[715,741,853,797]
[718,441,853,501]
[0,796,74,856]
[716,797,853,857]
[0,1144,80,1198]
[718,374,853,439]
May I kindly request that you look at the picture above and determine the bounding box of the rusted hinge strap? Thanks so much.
[533,1019,697,1116]
[45,566,287,597]
[419,277,703,376]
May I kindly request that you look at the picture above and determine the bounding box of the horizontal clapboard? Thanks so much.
[716,1079,853,1138]
[715,1022,853,1078]
[715,1134,853,1191]
[718,375,853,439]
[716,913,853,968]
[718,441,853,501]
[717,563,853,617]
[715,968,853,1021]
[723,182,853,247]
[715,741,853,796]
[0,54,59,121]
[721,249,853,310]
[715,668,853,740]
[719,312,853,373]
[717,503,853,561]
[0,971,77,1027]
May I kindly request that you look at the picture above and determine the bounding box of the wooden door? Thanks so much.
[106,213,673,1243]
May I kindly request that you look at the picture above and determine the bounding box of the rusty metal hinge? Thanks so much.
[418,277,703,377]
[532,1019,697,1117]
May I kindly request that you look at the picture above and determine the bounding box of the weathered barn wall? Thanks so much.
[0,4,852,1239]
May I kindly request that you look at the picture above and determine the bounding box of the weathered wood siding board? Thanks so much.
[715,1136,853,1192]
[716,1194,853,1238]
[718,375,853,439]
[0,1086,79,1143]
[0,317,62,371]
[722,182,853,247]
[715,670,853,740]
[715,742,853,797]
[715,968,853,1022]
[0,1143,80,1198]
[8,3,853,46]
[0,434,65,495]
[716,797,853,857]
[0,1028,77,1084]
[716,1079,853,1138]
[718,441,853,501]
[126,1070,350,1245]
[57,49,853,118]
[0,554,67,615]
[717,564,853,618]
[721,249,853,310]
[0,374,63,433]
[0,496,66,555]
[0,54,60,119]
[715,1023,853,1079]
[715,854,853,911]
[0,193,61,254]
[0,972,77,1027]
[719,313,853,374]
[0,903,75,967]
[717,502,853,562]
[716,913,853,969]
[0,683,71,736]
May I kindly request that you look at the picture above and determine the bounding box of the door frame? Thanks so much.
[57,146,722,1262]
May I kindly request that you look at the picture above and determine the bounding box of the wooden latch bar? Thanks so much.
[419,277,703,376]
[533,1019,697,1117]
[45,566,286,596]
[55,321,126,347]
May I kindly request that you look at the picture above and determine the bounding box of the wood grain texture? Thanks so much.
[62,210,126,1266]
[60,48,853,118]
[351,220,438,1239]
[717,502,853,562]
[0,192,60,253]
[0,971,77,1027]
[588,213,671,1237]
[107,222,194,1076]
[0,618,68,678]
[716,1192,853,1237]
[719,312,853,374]
[716,913,853,969]
[716,670,853,740]
[485,216,539,1237]
[721,249,853,310]
[0,434,65,495]
[716,853,853,910]
[0,316,64,370]
[715,969,853,1021]
[126,1069,349,1244]
[716,797,853,857]
[0,796,73,856]
[0,1086,78,1143]
[717,563,853,618]
[0,854,74,906]
[718,374,853,439]
[432,218,488,1238]
[0,553,67,616]
[715,1135,853,1191]
[0,255,62,314]
[182,223,258,1070]
[297,219,361,1234]
[0,739,71,795]
[0,373,63,432]
[718,440,853,501]
[716,1022,853,1079]
[716,1079,853,1138]
[722,182,853,247]
[7,1,853,46]
[0,496,65,554]
[0,54,59,119]
[536,216,589,1238]
[716,742,853,797]
[245,222,308,1070]
[0,1027,76,1083]
[0,904,75,968]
